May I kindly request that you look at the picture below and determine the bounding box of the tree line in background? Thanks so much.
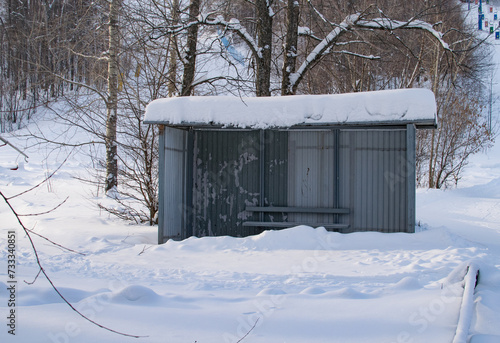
[0,0,495,224]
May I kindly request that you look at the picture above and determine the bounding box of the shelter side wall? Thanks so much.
[406,124,416,233]
[339,129,409,233]
[161,127,188,242]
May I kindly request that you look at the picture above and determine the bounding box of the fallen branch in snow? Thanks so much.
[138,245,152,256]
[0,190,147,338]
[452,263,480,343]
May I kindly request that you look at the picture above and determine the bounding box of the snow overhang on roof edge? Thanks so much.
[143,89,437,129]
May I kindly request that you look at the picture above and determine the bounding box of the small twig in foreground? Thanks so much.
[1,190,147,338]
[18,196,69,217]
[5,150,73,200]
[236,318,259,343]
[26,225,86,256]
[24,269,42,285]
[138,245,152,256]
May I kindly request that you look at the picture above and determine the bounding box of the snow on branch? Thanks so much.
[355,18,450,51]
[298,26,322,41]
[330,50,381,60]
[306,0,334,27]
[289,13,360,93]
[288,12,452,94]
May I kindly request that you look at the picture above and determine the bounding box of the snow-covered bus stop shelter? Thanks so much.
[144,89,437,243]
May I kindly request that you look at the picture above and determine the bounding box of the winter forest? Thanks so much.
[0,0,496,225]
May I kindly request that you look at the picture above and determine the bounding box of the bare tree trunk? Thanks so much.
[105,0,121,193]
[180,0,201,96]
[281,0,300,96]
[255,0,273,97]
[168,0,180,97]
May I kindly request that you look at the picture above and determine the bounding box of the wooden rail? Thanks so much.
[243,206,350,232]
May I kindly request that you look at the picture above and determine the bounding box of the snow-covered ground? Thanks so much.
[2,151,491,343]
[2,5,500,343]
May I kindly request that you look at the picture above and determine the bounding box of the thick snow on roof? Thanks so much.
[143,88,437,129]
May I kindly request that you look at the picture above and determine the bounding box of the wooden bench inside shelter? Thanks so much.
[243,206,350,232]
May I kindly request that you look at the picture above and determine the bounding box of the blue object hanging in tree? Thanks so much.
[218,29,246,67]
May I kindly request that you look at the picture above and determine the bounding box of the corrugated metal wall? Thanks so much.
[191,130,289,237]
[339,129,408,232]
[287,131,337,224]
[161,127,413,240]
[162,127,188,240]
[263,131,288,226]
[192,130,261,237]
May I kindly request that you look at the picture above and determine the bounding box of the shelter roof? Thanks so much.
[143,89,437,129]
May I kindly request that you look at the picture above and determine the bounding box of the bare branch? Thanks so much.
[24,268,43,285]
[236,318,259,343]
[289,13,360,94]
[288,8,455,94]
[204,16,261,59]
[7,151,73,200]
[298,27,322,41]
[330,50,380,60]
[18,196,69,217]
[150,15,261,60]
[26,225,86,256]
[0,136,29,161]
[306,0,335,27]
[355,18,451,51]
[67,48,110,62]
[0,190,146,338]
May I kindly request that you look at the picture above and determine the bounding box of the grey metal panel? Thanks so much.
[406,124,416,233]
[263,130,288,229]
[259,130,265,224]
[158,126,165,244]
[185,129,194,238]
[287,130,336,224]
[163,127,188,241]
[339,129,408,232]
[192,130,261,237]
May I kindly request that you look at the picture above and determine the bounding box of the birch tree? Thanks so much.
[105,0,121,193]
